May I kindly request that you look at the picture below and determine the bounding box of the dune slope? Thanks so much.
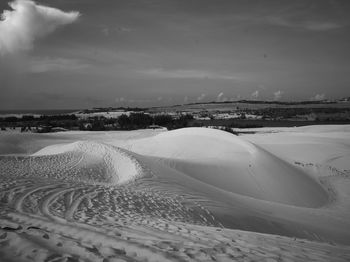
[129,128,328,207]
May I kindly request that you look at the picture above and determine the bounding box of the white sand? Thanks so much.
[126,128,328,207]
[0,126,350,261]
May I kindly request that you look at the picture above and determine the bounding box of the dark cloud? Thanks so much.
[1,0,350,109]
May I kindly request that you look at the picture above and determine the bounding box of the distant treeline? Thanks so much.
[1,106,350,133]
[111,113,193,130]
[247,107,350,120]
[0,114,77,123]
[75,113,194,131]
[0,113,194,132]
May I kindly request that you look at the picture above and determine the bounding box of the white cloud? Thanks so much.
[197,93,206,101]
[216,92,228,102]
[273,90,283,100]
[0,0,80,55]
[251,90,259,99]
[139,68,236,80]
[116,97,126,103]
[217,92,224,101]
[311,93,326,101]
[183,96,188,103]
[117,26,132,33]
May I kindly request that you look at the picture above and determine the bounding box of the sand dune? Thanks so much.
[0,126,350,261]
[1,141,143,185]
[129,128,328,207]
[33,141,143,184]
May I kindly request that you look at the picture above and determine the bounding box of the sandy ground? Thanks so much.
[0,126,350,261]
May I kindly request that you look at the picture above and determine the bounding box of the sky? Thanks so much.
[0,0,350,109]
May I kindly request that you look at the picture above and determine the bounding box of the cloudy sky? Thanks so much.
[0,0,349,109]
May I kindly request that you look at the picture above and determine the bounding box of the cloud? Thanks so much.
[267,16,341,32]
[251,90,259,100]
[115,97,154,104]
[197,93,206,101]
[0,0,80,55]
[117,26,132,33]
[116,97,126,103]
[311,93,326,101]
[217,92,224,101]
[273,90,283,100]
[101,26,131,37]
[29,57,89,73]
[139,68,236,80]
[102,27,110,36]
[216,92,228,102]
[233,15,342,32]
[303,21,341,31]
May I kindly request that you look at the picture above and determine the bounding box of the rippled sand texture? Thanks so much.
[1,126,350,261]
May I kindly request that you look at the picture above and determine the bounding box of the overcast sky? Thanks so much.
[0,0,349,109]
